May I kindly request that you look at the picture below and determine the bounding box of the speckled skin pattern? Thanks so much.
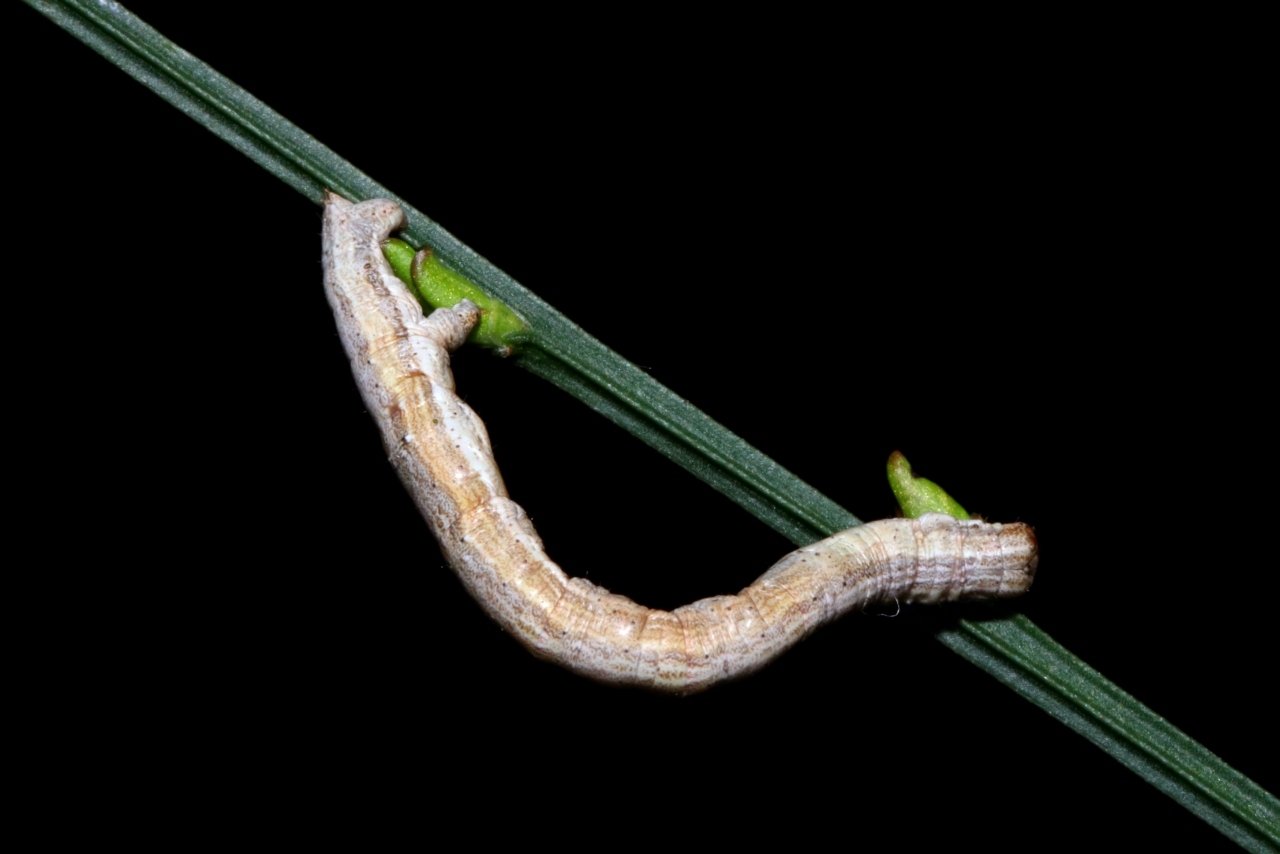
[323,194,1039,694]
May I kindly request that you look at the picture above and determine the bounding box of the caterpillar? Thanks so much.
[321,193,1039,694]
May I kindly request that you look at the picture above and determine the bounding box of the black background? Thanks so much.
[13,3,1274,849]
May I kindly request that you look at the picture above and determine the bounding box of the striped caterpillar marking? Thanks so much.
[321,194,1039,694]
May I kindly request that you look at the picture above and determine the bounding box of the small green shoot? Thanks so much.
[887,450,970,520]
[383,238,421,301]
[382,238,530,354]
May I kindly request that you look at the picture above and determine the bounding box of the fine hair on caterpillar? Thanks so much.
[321,193,1038,694]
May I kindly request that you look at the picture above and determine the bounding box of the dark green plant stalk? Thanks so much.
[26,2,1278,849]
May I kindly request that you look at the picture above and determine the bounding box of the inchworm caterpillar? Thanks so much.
[322,194,1038,694]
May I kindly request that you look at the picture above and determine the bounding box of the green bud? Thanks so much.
[887,450,970,520]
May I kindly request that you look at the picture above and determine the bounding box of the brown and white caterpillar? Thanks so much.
[321,193,1038,694]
